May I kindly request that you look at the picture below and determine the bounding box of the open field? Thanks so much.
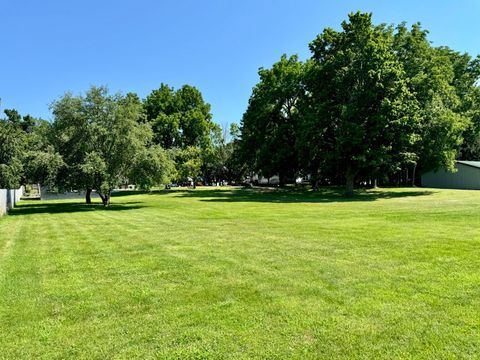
[0,187,479,359]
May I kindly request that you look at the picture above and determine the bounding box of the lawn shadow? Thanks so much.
[170,187,436,203]
[110,190,152,197]
[9,201,145,216]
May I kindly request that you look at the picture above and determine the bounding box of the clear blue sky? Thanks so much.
[1,0,479,128]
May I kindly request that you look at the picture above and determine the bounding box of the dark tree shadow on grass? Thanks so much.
[168,187,436,203]
[109,190,151,197]
[9,201,144,216]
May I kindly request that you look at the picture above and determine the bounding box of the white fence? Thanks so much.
[0,187,24,216]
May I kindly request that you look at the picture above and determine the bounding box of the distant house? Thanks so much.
[422,161,480,190]
[247,174,280,185]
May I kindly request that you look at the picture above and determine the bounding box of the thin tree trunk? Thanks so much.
[312,176,319,191]
[85,188,92,204]
[345,164,356,196]
[412,163,417,187]
[99,192,110,207]
[346,176,355,195]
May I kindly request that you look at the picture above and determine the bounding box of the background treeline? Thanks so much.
[0,85,244,206]
[2,12,480,203]
[239,12,480,193]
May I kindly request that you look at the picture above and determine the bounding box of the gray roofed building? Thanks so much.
[422,161,480,190]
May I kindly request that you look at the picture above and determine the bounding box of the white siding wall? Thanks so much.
[0,189,7,216]
[0,186,24,216]
[15,186,24,203]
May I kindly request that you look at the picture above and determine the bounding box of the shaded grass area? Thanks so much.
[168,186,436,203]
[0,187,479,359]
[9,201,145,216]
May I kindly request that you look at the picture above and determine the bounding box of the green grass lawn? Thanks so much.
[1,187,479,359]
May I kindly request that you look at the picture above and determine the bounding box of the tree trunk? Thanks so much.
[412,163,417,187]
[373,178,378,188]
[85,188,92,204]
[345,164,356,196]
[99,192,110,207]
[312,176,319,191]
[310,167,320,191]
[345,175,355,196]
[279,173,286,187]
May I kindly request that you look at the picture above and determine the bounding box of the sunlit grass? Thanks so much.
[1,186,479,359]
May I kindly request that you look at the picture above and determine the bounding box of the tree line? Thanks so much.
[238,12,480,194]
[0,85,243,206]
[2,12,480,202]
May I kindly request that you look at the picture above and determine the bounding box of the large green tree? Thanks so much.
[240,55,304,186]
[0,109,61,189]
[144,84,216,149]
[0,113,25,189]
[202,123,245,184]
[23,118,64,188]
[144,84,219,187]
[392,23,472,179]
[305,12,418,194]
[175,146,202,189]
[50,86,159,206]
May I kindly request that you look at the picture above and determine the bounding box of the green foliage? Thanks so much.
[392,23,472,173]
[50,86,155,205]
[238,12,480,192]
[305,12,419,193]
[144,84,215,149]
[190,122,245,184]
[175,146,203,187]
[0,109,59,189]
[23,146,64,188]
[240,55,304,185]
[129,146,175,190]
[0,118,25,189]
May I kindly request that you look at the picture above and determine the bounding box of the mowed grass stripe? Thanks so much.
[0,187,479,359]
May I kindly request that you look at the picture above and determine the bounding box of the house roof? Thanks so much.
[457,160,480,169]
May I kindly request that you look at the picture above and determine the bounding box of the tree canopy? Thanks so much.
[240,55,304,186]
[0,114,25,189]
[50,86,164,205]
[2,12,480,200]
[144,84,217,149]
[238,12,480,193]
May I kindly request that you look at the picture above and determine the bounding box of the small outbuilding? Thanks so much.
[422,161,480,190]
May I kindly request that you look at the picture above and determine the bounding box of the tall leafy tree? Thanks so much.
[50,86,156,206]
[305,12,417,194]
[144,84,219,187]
[460,87,480,160]
[240,55,304,186]
[202,123,245,184]
[392,23,471,178]
[23,118,64,188]
[0,112,25,189]
[175,146,202,188]
[0,109,61,189]
[445,50,480,160]
[144,84,215,149]
[128,145,175,190]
